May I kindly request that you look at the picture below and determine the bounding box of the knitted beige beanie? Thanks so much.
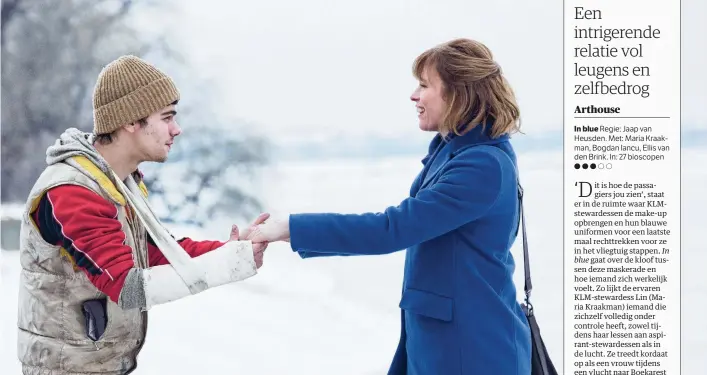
[92,55,180,135]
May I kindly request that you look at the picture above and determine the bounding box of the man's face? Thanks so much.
[132,104,181,163]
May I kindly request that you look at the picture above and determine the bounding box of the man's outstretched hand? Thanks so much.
[229,212,270,268]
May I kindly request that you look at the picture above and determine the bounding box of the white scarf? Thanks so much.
[112,171,257,298]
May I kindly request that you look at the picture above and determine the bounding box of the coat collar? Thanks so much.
[416,120,510,191]
[447,121,510,155]
[421,120,509,164]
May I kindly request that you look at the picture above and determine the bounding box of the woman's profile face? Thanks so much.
[411,66,446,132]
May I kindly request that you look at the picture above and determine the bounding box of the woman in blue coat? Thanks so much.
[250,38,532,375]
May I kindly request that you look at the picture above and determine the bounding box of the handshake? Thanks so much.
[226,212,290,269]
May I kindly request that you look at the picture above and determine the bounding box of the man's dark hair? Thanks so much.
[94,118,148,145]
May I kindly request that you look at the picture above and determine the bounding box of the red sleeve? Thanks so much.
[147,236,224,266]
[42,185,135,303]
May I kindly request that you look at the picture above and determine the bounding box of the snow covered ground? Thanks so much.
[2,150,705,374]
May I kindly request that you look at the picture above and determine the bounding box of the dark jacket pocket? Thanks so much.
[399,288,454,322]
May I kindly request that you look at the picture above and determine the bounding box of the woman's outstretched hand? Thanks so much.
[247,218,290,243]
[229,212,270,268]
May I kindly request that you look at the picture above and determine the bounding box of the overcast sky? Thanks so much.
[163,0,705,145]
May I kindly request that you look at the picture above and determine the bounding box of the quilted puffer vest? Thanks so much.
[17,155,150,375]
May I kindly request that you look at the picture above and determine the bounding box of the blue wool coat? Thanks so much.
[288,124,532,375]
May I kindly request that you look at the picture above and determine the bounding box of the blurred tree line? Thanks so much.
[1,0,269,226]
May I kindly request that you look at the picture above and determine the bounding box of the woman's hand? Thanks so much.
[247,218,290,243]
[229,212,270,268]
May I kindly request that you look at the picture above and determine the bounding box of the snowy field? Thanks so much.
[2,149,706,374]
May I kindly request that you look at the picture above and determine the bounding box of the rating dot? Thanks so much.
[574,163,580,169]
[590,163,596,169]
[582,163,589,169]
